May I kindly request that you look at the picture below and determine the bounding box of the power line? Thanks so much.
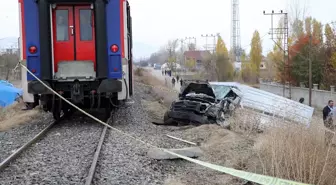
[240,33,269,50]
[201,33,218,53]
[263,10,291,99]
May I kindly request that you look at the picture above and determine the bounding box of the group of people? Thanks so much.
[171,75,182,87]
[162,70,172,77]
[162,70,182,88]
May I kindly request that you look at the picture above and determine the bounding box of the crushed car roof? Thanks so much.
[209,82,314,126]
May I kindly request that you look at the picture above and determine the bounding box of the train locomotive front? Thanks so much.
[19,0,133,120]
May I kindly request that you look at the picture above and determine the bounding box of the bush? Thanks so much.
[255,122,336,185]
[134,67,144,76]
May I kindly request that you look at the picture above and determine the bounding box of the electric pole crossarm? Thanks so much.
[263,10,291,99]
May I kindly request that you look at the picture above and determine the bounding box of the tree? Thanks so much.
[241,62,258,84]
[249,30,263,75]
[185,58,196,71]
[312,18,323,43]
[289,35,323,86]
[240,49,247,62]
[166,39,179,71]
[215,35,233,81]
[288,0,308,40]
[321,24,336,89]
[291,19,304,40]
[325,23,334,47]
[304,16,312,35]
[0,51,20,80]
[187,43,196,51]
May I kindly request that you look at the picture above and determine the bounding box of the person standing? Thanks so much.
[323,100,335,145]
[323,100,334,125]
[171,77,176,87]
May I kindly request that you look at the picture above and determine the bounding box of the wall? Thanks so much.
[260,82,336,109]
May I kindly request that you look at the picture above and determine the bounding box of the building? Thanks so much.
[183,50,211,70]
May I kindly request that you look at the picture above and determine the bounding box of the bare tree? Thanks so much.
[166,39,179,71]
[187,43,196,51]
[287,0,310,39]
[0,50,20,81]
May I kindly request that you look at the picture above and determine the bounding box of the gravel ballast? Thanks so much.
[0,113,51,162]
[93,85,227,185]
[0,84,231,185]
[0,115,104,185]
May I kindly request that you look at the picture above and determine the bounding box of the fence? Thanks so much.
[260,82,336,109]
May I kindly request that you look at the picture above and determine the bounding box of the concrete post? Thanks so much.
[300,82,305,88]
[313,84,318,90]
[330,85,335,92]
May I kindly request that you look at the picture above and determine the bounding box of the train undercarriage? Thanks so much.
[29,78,125,120]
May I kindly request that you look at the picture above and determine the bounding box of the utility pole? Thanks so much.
[180,38,188,75]
[263,10,291,99]
[201,34,217,53]
[185,37,196,50]
[308,34,312,106]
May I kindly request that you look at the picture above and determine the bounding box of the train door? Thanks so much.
[52,5,96,73]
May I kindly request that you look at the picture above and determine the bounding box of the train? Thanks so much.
[18,0,133,120]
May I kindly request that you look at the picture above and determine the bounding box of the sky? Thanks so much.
[1,0,336,59]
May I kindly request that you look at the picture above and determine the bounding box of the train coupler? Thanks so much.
[71,81,84,104]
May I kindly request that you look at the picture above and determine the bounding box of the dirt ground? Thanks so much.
[0,101,40,131]
[136,67,336,185]
[139,86,258,184]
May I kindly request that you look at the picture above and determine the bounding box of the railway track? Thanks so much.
[85,126,108,185]
[85,110,114,185]
[0,118,62,171]
[0,110,111,180]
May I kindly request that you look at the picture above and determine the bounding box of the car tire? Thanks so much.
[163,111,175,125]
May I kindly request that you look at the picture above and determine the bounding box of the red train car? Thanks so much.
[19,0,133,119]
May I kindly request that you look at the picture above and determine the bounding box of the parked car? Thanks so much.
[164,80,242,125]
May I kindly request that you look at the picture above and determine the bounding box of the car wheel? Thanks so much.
[163,112,175,125]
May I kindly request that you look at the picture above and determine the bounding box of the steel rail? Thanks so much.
[85,125,108,185]
[0,119,61,171]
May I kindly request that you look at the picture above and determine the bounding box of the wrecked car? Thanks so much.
[163,80,242,125]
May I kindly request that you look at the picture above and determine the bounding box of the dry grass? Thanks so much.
[170,109,336,184]
[134,67,177,107]
[136,67,336,184]
[171,124,257,185]
[0,101,40,131]
[183,124,255,170]
[141,99,167,121]
[255,122,336,185]
[229,108,336,184]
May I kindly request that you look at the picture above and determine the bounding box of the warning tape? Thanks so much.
[21,63,311,185]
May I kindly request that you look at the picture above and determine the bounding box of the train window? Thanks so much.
[56,10,69,41]
[79,9,92,41]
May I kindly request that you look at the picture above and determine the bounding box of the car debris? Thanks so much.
[210,82,314,128]
[160,80,314,130]
[163,80,242,127]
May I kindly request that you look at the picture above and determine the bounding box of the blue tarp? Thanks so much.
[0,80,23,107]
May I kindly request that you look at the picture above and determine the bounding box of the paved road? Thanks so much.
[147,68,181,92]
